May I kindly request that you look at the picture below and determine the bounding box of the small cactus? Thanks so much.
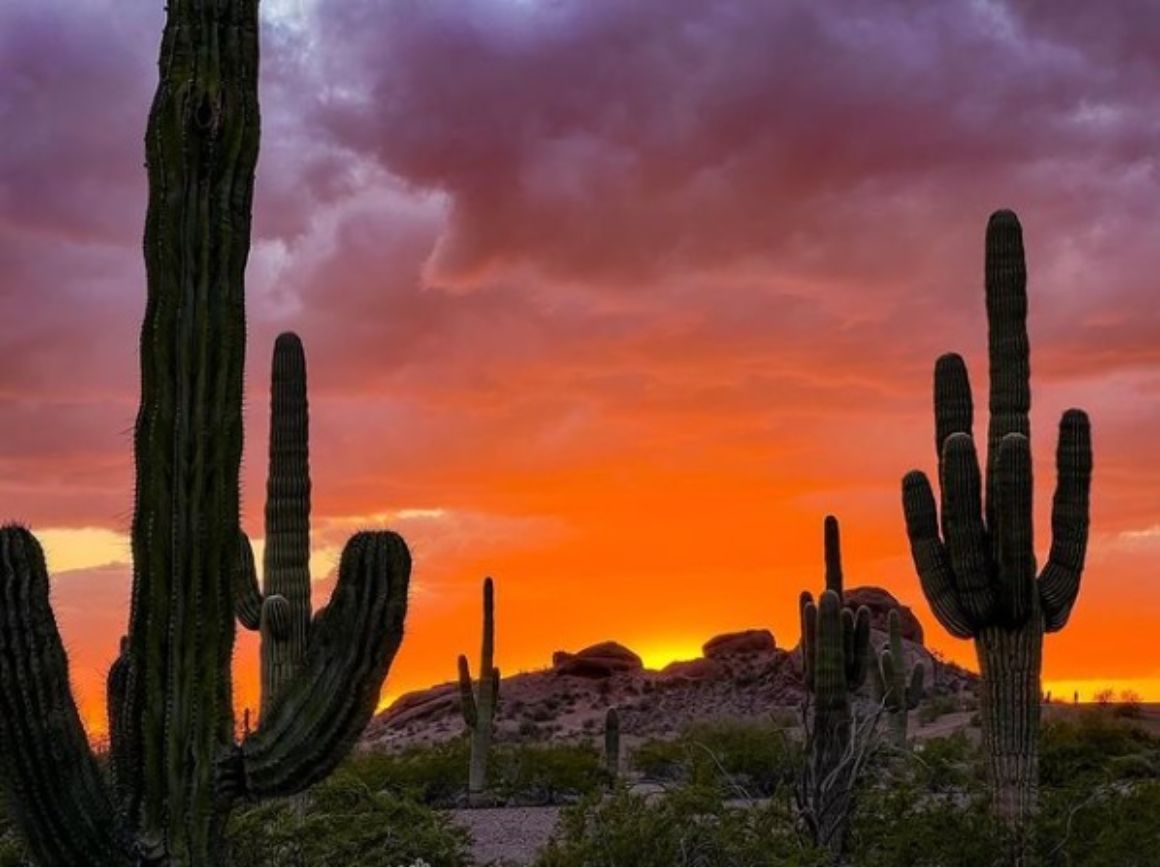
[798,515,871,857]
[459,577,500,806]
[604,707,621,783]
[872,609,924,749]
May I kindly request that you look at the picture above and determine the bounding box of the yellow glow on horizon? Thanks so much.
[1043,678,1160,703]
[635,640,708,671]
[37,527,130,573]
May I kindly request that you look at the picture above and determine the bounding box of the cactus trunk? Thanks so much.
[604,708,621,783]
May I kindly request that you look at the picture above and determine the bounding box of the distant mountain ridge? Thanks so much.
[362,586,977,750]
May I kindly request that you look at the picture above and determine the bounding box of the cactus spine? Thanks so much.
[233,332,316,719]
[798,515,870,857]
[459,577,500,806]
[872,609,924,749]
[604,707,621,783]
[0,4,411,864]
[902,210,1092,829]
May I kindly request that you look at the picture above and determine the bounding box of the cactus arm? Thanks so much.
[934,353,974,453]
[940,433,995,623]
[907,664,925,709]
[994,434,1036,625]
[901,471,975,639]
[0,527,131,866]
[107,636,132,809]
[1039,409,1092,632]
[261,333,313,706]
[846,606,870,688]
[984,209,1032,498]
[799,591,816,691]
[458,654,478,729]
[240,531,410,797]
[234,531,262,631]
[822,515,843,597]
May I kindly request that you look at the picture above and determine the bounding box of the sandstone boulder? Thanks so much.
[844,586,924,644]
[702,628,775,659]
[553,641,643,678]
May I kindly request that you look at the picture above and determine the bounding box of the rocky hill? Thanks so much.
[362,586,976,751]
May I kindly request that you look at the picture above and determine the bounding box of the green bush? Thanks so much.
[339,740,471,806]
[535,784,826,867]
[1035,780,1160,866]
[916,694,960,726]
[848,784,1010,867]
[1040,711,1160,789]
[492,742,607,805]
[632,719,801,797]
[909,732,985,793]
[228,780,471,867]
[341,738,606,807]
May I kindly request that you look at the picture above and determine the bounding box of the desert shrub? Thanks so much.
[632,719,801,797]
[340,740,471,806]
[847,783,1009,867]
[916,694,960,726]
[909,732,984,792]
[492,742,607,805]
[534,784,826,867]
[1035,780,1160,866]
[1040,711,1160,789]
[0,832,24,867]
[229,780,471,867]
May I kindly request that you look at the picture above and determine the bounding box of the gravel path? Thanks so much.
[448,806,561,866]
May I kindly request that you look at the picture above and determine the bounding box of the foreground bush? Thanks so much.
[341,738,606,806]
[632,718,801,797]
[1040,710,1160,789]
[535,784,826,867]
[229,780,471,867]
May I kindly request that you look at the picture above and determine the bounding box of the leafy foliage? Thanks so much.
[632,718,802,797]
[228,780,471,867]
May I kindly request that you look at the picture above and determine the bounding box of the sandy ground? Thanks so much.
[449,806,561,866]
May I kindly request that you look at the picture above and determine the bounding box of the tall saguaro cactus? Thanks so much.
[901,210,1092,828]
[233,332,316,718]
[459,577,500,806]
[872,609,924,749]
[0,3,411,864]
[798,515,871,857]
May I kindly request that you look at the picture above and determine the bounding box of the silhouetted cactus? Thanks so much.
[901,210,1092,828]
[872,609,924,749]
[798,515,871,857]
[233,331,317,718]
[604,707,621,783]
[459,577,500,806]
[0,3,410,863]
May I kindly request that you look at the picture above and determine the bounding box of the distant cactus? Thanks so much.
[459,577,500,806]
[901,210,1092,828]
[0,4,411,863]
[233,331,317,718]
[605,707,621,783]
[797,515,871,857]
[872,609,924,749]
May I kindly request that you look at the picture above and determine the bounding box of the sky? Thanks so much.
[1,0,1158,737]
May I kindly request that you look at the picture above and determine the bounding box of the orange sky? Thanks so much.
[2,0,1159,740]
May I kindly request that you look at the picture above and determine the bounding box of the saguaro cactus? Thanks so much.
[798,515,871,856]
[0,3,411,864]
[459,577,500,806]
[604,707,621,783]
[872,609,924,749]
[901,210,1092,827]
[233,332,317,718]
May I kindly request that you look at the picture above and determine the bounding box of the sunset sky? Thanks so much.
[1,0,1158,736]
